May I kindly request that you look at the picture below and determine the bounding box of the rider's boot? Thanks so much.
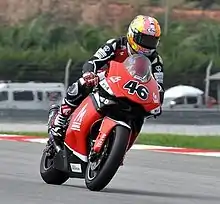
[48,99,75,145]
[48,80,86,146]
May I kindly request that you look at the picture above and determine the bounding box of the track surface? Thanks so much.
[0,141,220,204]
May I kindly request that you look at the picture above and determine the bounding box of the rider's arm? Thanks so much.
[151,54,164,104]
[82,39,118,74]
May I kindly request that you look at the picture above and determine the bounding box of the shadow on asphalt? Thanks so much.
[63,183,220,201]
[104,188,220,201]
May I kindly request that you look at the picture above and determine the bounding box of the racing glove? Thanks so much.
[152,106,162,118]
[146,106,162,119]
[81,72,99,87]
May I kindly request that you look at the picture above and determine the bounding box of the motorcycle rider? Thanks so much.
[48,15,165,144]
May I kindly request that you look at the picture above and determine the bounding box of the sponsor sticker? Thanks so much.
[70,163,82,173]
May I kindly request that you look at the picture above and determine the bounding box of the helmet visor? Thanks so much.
[133,30,159,49]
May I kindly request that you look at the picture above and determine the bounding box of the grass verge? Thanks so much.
[137,134,220,150]
[1,131,220,150]
[0,131,47,137]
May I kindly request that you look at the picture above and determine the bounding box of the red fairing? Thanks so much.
[105,60,161,112]
[113,46,129,63]
[65,96,101,161]
[93,117,118,153]
[105,46,129,70]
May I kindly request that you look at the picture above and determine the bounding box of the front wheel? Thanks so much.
[85,125,130,191]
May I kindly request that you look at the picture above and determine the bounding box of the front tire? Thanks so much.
[85,125,130,191]
[40,148,69,185]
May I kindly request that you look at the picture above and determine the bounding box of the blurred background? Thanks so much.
[0,0,220,132]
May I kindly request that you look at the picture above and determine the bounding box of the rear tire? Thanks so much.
[85,125,130,191]
[40,150,69,185]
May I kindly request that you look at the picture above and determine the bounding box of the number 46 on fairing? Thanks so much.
[123,80,149,100]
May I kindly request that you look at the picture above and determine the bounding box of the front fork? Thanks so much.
[92,117,131,153]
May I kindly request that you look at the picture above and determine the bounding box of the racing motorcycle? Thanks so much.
[40,54,161,191]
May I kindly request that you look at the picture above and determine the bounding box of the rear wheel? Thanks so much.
[40,143,69,185]
[85,125,130,191]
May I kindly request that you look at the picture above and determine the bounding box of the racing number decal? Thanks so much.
[123,80,149,100]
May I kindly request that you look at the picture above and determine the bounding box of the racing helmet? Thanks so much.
[127,15,161,56]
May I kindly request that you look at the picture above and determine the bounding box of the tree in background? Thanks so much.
[185,0,218,9]
[0,14,219,97]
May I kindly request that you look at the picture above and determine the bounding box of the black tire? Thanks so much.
[85,125,130,191]
[40,150,69,185]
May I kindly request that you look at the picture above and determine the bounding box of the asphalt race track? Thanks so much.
[0,140,220,204]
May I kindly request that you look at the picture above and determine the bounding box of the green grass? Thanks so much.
[0,131,47,137]
[137,134,220,150]
[1,131,220,150]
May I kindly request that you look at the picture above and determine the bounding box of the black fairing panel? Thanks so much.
[53,149,69,173]
[52,145,88,179]
[64,145,88,178]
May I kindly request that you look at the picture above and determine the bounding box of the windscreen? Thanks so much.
[123,54,152,82]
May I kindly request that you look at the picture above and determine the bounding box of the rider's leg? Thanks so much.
[48,79,88,141]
